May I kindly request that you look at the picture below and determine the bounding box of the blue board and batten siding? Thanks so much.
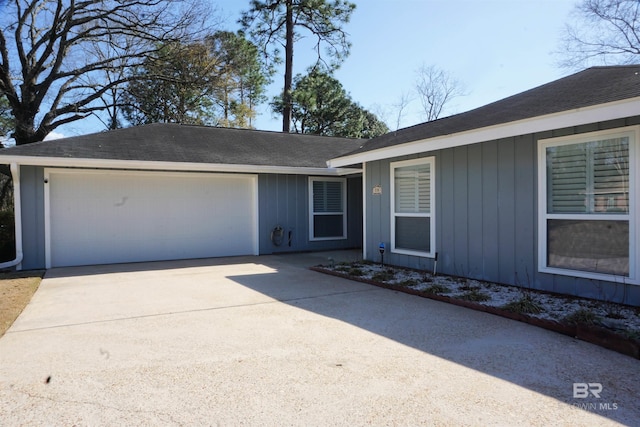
[364,118,640,305]
[17,167,362,269]
[258,174,362,254]
[19,165,46,270]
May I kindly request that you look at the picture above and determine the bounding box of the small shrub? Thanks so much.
[604,302,626,320]
[564,308,600,325]
[424,284,451,294]
[397,278,419,287]
[371,269,395,282]
[0,210,15,262]
[458,289,491,302]
[605,311,626,320]
[347,267,364,276]
[502,295,544,314]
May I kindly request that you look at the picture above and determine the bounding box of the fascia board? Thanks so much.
[0,155,361,176]
[328,97,640,167]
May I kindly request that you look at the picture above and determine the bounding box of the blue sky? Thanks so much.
[57,0,578,137]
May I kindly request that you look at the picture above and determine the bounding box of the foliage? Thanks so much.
[424,284,451,294]
[0,210,15,262]
[0,172,12,211]
[272,69,388,138]
[0,96,14,146]
[123,32,270,127]
[240,0,356,131]
[123,41,218,126]
[502,294,544,314]
[0,0,209,145]
[207,31,273,128]
[371,269,396,282]
[458,288,491,302]
[398,278,419,287]
[564,308,601,325]
[335,264,364,276]
[559,0,640,68]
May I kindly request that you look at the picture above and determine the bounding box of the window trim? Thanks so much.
[537,127,638,284]
[308,177,347,241]
[390,157,436,258]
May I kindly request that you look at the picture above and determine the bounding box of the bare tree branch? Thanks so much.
[414,64,466,122]
[558,0,640,68]
[0,0,212,145]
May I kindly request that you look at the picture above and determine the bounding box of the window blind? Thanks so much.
[547,138,629,214]
[394,164,430,213]
[313,180,343,213]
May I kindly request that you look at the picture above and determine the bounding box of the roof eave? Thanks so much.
[0,156,362,176]
[328,96,640,167]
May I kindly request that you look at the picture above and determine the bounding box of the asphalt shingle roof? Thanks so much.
[338,65,640,157]
[0,123,364,169]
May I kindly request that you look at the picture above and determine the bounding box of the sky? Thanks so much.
[56,0,578,138]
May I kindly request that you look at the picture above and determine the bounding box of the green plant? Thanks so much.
[0,210,15,263]
[564,308,601,326]
[398,278,419,287]
[371,269,395,282]
[604,303,627,320]
[347,267,364,276]
[424,284,451,294]
[502,294,544,314]
[458,289,490,302]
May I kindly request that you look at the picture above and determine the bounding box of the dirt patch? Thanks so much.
[0,270,44,337]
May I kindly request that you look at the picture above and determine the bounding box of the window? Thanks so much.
[309,177,346,240]
[538,128,638,282]
[390,157,435,257]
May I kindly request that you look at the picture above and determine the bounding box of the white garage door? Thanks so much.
[45,169,258,267]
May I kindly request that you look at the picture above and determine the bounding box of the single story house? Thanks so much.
[0,126,364,268]
[0,65,638,306]
[329,65,640,306]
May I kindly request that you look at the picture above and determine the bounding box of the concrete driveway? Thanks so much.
[1,251,638,426]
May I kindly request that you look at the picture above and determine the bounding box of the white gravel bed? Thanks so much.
[325,261,640,337]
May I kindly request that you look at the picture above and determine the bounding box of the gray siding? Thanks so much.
[258,174,362,254]
[364,118,640,305]
[19,165,45,270]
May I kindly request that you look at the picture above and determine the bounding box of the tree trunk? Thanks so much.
[282,0,294,133]
[12,112,46,146]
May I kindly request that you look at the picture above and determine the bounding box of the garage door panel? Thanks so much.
[47,170,257,267]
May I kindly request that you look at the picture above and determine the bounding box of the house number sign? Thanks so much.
[372,185,382,195]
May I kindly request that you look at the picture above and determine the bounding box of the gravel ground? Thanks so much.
[324,261,640,338]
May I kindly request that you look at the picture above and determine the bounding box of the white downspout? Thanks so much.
[0,163,23,270]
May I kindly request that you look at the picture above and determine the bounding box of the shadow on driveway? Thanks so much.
[227,252,640,425]
[1,250,638,425]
